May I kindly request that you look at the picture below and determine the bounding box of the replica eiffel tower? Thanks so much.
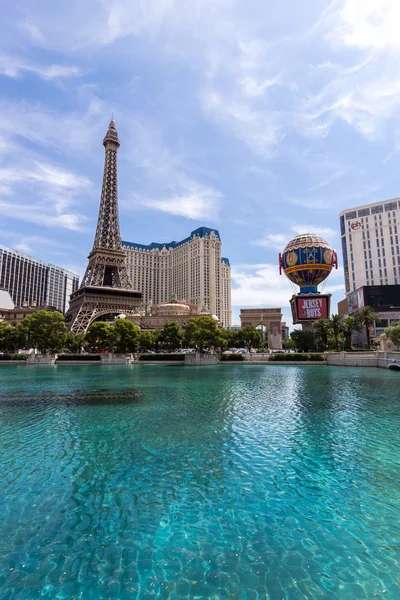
[66,118,142,333]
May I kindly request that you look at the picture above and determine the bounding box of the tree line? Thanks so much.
[288,306,400,352]
[0,311,263,354]
[2,307,398,355]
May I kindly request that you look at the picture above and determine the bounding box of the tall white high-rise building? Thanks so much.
[123,227,232,326]
[339,198,400,294]
[0,245,79,313]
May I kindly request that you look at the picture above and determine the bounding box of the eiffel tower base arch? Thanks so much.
[66,286,143,334]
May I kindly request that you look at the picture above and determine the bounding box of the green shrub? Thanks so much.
[57,354,101,361]
[139,354,185,361]
[1,354,27,361]
[0,353,28,361]
[269,353,325,362]
[219,354,244,361]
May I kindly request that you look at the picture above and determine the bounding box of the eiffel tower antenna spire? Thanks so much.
[66,118,142,333]
[92,117,122,252]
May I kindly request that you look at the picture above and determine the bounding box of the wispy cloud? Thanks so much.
[133,185,222,220]
[0,200,87,231]
[0,97,105,156]
[0,162,90,191]
[232,262,345,311]
[121,117,223,221]
[0,148,91,231]
[0,230,74,255]
[252,233,286,250]
[0,54,83,80]
[202,88,284,158]
[302,0,400,139]
[231,262,294,307]
[290,224,337,239]
[253,226,337,252]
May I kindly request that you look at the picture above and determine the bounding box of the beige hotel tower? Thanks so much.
[122,227,231,327]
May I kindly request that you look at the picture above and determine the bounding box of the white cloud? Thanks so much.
[253,227,338,252]
[327,0,400,51]
[20,22,46,44]
[0,162,90,191]
[240,75,279,98]
[20,0,286,158]
[134,185,222,220]
[232,263,345,319]
[0,144,91,232]
[0,200,87,231]
[253,233,286,250]
[290,224,337,239]
[202,88,284,158]
[0,98,106,156]
[0,54,83,80]
[121,117,223,221]
[9,234,72,254]
[231,262,295,307]
[303,0,400,139]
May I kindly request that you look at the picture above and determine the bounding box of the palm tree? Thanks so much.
[328,314,343,352]
[341,316,359,351]
[313,318,330,351]
[355,306,379,350]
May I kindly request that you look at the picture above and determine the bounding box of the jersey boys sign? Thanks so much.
[296,296,329,320]
[290,294,331,324]
[297,296,328,320]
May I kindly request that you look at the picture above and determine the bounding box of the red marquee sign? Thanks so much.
[296,296,329,320]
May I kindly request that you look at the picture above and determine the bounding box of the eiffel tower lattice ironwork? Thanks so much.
[66,118,142,333]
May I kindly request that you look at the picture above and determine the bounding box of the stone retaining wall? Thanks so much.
[185,353,218,366]
[56,361,102,365]
[378,351,400,369]
[26,354,57,365]
[3,351,399,369]
[245,353,269,362]
[326,351,400,368]
[242,361,326,366]
[138,361,184,366]
[0,361,27,365]
[100,354,134,365]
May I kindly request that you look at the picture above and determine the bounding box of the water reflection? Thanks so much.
[0,365,399,598]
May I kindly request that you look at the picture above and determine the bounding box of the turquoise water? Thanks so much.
[0,365,400,599]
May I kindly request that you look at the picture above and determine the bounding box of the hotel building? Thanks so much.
[0,245,79,313]
[122,227,231,326]
[339,198,400,293]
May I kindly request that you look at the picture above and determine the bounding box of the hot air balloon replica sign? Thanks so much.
[279,234,338,325]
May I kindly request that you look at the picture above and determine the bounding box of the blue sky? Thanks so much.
[1,0,399,325]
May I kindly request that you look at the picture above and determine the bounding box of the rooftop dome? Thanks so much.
[156,301,191,315]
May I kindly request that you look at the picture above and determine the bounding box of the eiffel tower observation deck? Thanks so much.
[66,118,142,333]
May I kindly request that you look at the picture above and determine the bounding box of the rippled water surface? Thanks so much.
[0,365,400,599]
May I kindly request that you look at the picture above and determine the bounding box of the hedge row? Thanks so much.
[219,354,245,361]
[139,354,185,361]
[0,354,28,361]
[57,354,101,361]
[269,353,325,362]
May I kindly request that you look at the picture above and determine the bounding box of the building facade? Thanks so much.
[111,297,217,331]
[239,308,283,349]
[339,198,400,294]
[0,245,79,313]
[122,227,231,326]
